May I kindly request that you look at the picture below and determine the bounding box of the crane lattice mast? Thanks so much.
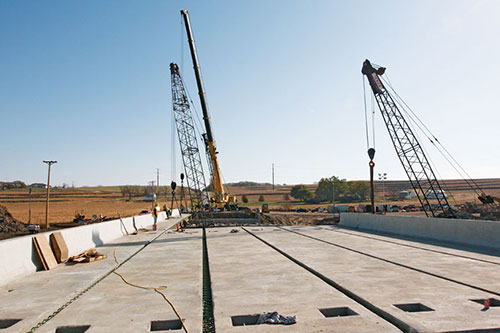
[362,59,453,217]
[170,63,209,207]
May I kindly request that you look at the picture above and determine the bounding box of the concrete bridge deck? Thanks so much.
[1,222,500,332]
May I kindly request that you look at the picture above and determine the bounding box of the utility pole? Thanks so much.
[149,180,155,209]
[272,163,275,190]
[28,186,32,224]
[332,180,336,206]
[156,168,160,197]
[43,160,57,229]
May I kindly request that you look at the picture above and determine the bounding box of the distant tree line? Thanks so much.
[120,185,171,200]
[226,181,272,187]
[120,185,199,200]
[290,176,370,204]
[0,181,27,190]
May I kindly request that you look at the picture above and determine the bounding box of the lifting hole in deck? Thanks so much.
[442,328,500,333]
[470,298,500,307]
[150,319,183,331]
[394,303,434,313]
[55,325,91,333]
[0,319,21,329]
[319,307,358,318]
[231,314,260,326]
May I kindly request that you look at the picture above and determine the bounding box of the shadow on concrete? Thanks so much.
[100,235,202,247]
[30,237,45,271]
[92,229,103,247]
[97,227,251,248]
[334,225,500,258]
[99,240,149,247]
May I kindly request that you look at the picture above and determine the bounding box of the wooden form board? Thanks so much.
[50,232,69,263]
[33,236,58,270]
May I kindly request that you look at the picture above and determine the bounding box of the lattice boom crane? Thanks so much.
[362,59,453,217]
[170,63,208,206]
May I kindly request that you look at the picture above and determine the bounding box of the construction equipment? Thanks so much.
[362,59,453,217]
[261,204,270,213]
[181,9,236,209]
[170,63,209,207]
[478,193,500,205]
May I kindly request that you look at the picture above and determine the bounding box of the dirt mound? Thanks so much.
[0,205,27,233]
[261,212,338,226]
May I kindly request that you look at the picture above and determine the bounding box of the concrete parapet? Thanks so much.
[0,210,180,286]
[339,213,500,251]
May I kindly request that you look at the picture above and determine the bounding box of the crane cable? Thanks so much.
[371,92,376,148]
[171,15,187,184]
[381,79,459,206]
[178,18,209,180]
[363,75,370,150]
[409,123,459,207]
[391,87,481,197]
[182,76,207,143]
[368,65,458,206]
[180,15,184,80]
[179,15,207,177]
[383,74,480,191]
[380,75,483,197]
[112,249,189,333]
[380,75,465,204]
[363,75,376,150]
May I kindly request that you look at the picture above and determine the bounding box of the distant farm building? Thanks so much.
[399,190,416,199]
[30,183,46,189]
[425,190,448,199]
[142,193,157,202]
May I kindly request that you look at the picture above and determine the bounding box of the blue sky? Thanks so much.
[1,0,499,186]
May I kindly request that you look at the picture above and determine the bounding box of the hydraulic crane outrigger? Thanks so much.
[181,9,236,208]
[362,59,453,217]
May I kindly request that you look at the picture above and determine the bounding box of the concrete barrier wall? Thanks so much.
[339,213,500,251]
[0,210,180,286]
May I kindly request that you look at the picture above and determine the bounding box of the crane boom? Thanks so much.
[170,63,209,206]
[181,9,233,205]
[362,59,453,217]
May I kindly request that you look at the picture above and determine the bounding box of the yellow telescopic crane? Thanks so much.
[181,9,235,208]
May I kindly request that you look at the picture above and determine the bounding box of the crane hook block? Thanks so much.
[368,148,376,160]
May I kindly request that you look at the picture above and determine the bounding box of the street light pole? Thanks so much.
[43,160,57,229]
[272,163,275,190]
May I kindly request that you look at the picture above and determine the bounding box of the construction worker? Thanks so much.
[152,204,158,230]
